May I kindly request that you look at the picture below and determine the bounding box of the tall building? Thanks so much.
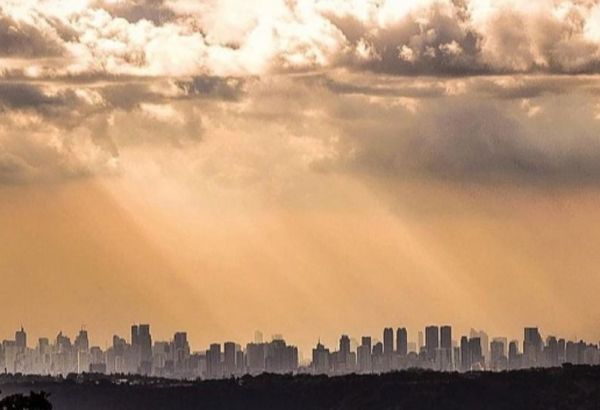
[246,342,266,374]
[74,329,91,374]
[236,349,245,374]
[469,337,483,369]
[206,343,222,378]
[130,324,152,374]
[173,332,190,374]
[383,328,394,356]
[425,326,439,362]
[312,341,330,374]
[470,329,489,364]
[372,341,384,372]
[558,338,566,364]
[265,339,297,373]
[15,327,27,352]
[338,335,352,372]
[460,336,470,371]
[131,325,139,347]
[439,326,452,370]
[545,336,559,367]
[74,330,89,352]
[490,340,507,371]
[340,335,351,357]
[357,336,372,373]
[396,328,408,356]
[524,327,542,367]
[224,342,236,376]
[440,326,452,349]
[138,325,152,364]
[508,340,520,370]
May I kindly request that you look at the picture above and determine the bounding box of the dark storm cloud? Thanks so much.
[175,76,246,101]
[0,9,66,58]
[337,5,486,76]
[0,82,88,121]
[309,75,448,98]
[329,95,600,185]
[320,1,600,77]
[92,0,176,25]
[0,82,60,108]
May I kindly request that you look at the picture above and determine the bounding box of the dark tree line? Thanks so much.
[0,391,52,410]
[2,365,600,409]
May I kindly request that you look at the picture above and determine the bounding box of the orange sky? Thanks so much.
[2,173,599,353]
[3,0,600,355]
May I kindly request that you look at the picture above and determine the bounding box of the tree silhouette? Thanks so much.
[0,391,52,410]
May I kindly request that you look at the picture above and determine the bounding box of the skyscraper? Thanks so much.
[470,329,489,364]
[440,326,452,370]
[138,325,152,360]
[396,328,408,356]
[440,326,452,349]
[74,330,89,352]
[246,342,266,374]
[312,341,330,374]
[469,337,483,369]
[425,326,439,361]
[545,336,559,367]
[460,336,470,371]
[224,342,236,376]
[173,332,190,374]
[265,339,297,373]
[15,327,26,351]
[131,325,139,347]
[383,328,394,356]
[357,336,372,373]
[508,340,520,370]
[338,334,352,371]
[490,340,507,371]
[340,335,351,357]
[130,324,152,374]
[524,327,542,367]
[207,343,222,378]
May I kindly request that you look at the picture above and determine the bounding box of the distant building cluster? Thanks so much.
[0,327,296,379]
[1,325,599,378]
[312,326,600,375]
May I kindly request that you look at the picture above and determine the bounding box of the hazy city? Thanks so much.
[1,324,599,379]
[4,0,600,407]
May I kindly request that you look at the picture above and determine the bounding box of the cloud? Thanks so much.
[3,0,600,79]
[91,0,176,25]
[0,7,67,58]
[322,86,600,185]
[4,1,600,187]
[175,76,246,100]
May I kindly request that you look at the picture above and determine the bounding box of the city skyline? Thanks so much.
[4,0,600,362]
[1,319,595,358]
[2,322,600,379]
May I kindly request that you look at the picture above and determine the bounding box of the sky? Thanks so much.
[2,0,600,353]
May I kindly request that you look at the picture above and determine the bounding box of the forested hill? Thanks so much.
[2,365,600,410]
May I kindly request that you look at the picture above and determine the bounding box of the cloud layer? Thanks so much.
[3,0,600,186]
[4,0,600,78]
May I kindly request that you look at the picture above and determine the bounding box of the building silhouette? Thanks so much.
[425,326,439,363]
[396,328,407,357]
[1,323,598,379]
